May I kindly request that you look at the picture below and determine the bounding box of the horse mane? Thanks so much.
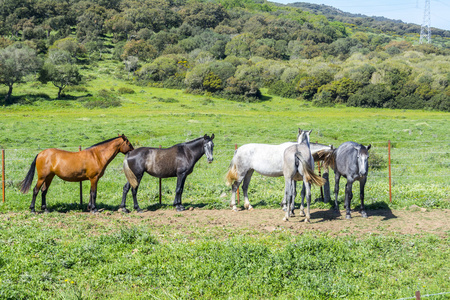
[86,136,122,149]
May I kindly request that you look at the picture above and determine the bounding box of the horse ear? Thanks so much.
[298,128,302,134]
[204,134,207,139]
[308,130,312,134]
[211,133,215,140]
[367,144,371,151]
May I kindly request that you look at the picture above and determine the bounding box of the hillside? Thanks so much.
[286,2,450,38]
[0,0,449,111]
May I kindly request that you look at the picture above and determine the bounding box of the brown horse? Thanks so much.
[20,135,134,213]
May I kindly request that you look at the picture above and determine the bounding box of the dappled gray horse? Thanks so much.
[121,134,214,212]
[323,141,371,219]
[225,131,332,211]
[283,142,333,216]
[283,129,326,222]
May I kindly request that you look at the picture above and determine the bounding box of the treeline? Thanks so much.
[0,0,449,111]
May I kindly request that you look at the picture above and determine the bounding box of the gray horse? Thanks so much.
[283,129,326,222]
[323,141,371,219]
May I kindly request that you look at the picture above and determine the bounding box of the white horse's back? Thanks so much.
[233,142,295,177]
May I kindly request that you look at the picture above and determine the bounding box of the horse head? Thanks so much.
[203,134,215,163]
[297,128,312,146]
[119,134,134,154]
[355,144,371,177]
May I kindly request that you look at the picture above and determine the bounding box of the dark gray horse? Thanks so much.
[323,141,371,219]
[121,134,214,212]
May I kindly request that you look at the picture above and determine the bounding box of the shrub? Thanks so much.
[268,80,298,98]
[117,87,135,94]
[347,84,394,108]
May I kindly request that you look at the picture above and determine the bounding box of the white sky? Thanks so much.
[270,0,450,31]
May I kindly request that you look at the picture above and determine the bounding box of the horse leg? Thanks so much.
[40,174,55,213]
[334,172,341,213]
[360,178,368,218]
[299,182,306,217]
[174,172,187,211]
[30,178,45,213]
[304,180,312,223]
[120,182,131,213]
[345,180,354,219]
[242,170,254,210]
[283,178,292,221]
[120,173,144,213]
[230,171,246,211]
[89,179,99,213]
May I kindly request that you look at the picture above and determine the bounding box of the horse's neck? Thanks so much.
[186,138,205,161]
[90,139,122,166]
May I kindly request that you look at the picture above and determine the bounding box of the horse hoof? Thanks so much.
[283,217,288,222]
[43,209,50,214]
[248,205,253,211]
[176,205,185,212]
[361,211,368,218]
[290,212,295,217]
[304,218,310,223]
[299,211,305,217]
[244,203,250,210]
[346,214,352,219]
[120,207,130,213]
[232,206,238,212]
[136,208,144,213]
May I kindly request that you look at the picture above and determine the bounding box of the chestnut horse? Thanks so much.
[20,135,134,213]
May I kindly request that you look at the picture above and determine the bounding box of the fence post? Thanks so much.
[235,143,239,205]
[415,291,421,300]
[388,140,392,203]
[159,145,162,205]
[79,146,82,205]
[2,149,5,203]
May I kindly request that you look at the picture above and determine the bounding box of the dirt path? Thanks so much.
[100,207,450,238]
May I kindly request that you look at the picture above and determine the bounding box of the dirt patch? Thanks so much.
[100,207,450,239]
[3,208,449,240]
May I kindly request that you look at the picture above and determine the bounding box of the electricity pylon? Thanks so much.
[419,0,431,44]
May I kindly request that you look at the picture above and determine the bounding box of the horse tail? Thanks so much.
[20,155,38,194]
[296,153,326,187]
[123,156,138,188]
[322,148,337,170]
[225,162,239,187]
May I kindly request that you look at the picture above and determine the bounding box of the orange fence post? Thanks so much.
[159,145,162,205]
[79,146,82,205]
[235,144,239,205]
[388,140,392,203]
[2,149,5,203]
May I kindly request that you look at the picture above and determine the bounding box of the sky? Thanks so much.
[269,0,450,31]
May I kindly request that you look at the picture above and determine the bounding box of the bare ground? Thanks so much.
[99,207,450,239]
[3,207,449,240]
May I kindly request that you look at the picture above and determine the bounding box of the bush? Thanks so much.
[117,87,135,94]
[268,80,298,98]
[347,84,394,108]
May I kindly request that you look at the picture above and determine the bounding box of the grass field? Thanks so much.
[0,67,449,299]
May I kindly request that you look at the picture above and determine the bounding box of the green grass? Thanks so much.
[0,66,449,299]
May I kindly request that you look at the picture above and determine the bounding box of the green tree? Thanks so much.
[0,43,40,104]
[39,50,82,99]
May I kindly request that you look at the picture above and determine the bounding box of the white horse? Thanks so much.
[225,129,332,211]
[282,129,326,222]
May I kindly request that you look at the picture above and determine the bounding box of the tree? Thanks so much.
[39,50,82,99]
[0,43,40,104]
